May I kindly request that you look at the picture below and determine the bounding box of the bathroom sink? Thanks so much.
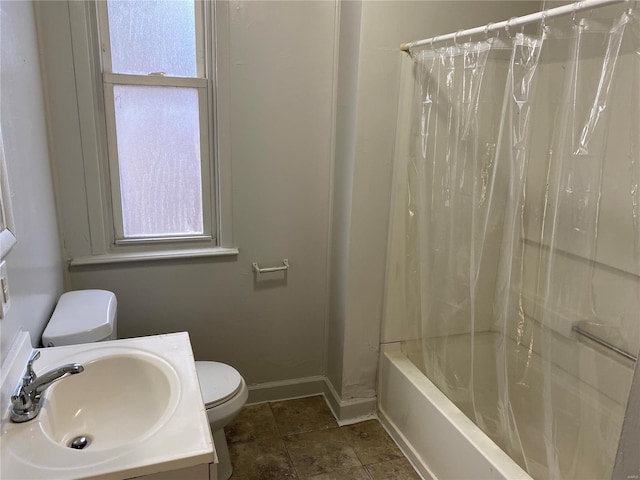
[39,353,178,450]
[1,332,214,480]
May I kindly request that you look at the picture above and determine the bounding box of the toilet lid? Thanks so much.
[195,361,243,408]
[42,290,117,346]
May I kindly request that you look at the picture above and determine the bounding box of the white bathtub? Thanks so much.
[378,334,631,480]
[378,342,532,480]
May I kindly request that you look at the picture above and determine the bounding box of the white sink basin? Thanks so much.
[1,333,214,480]
[40,353,177,451]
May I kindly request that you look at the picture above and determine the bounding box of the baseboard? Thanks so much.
[246,375,326,404]
[323,378,377,425]
[245,374,377,426]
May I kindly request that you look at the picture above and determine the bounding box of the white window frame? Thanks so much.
[97,0,214,245]
[46,0,237,265]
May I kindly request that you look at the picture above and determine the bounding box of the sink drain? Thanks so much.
[68,436,92,450]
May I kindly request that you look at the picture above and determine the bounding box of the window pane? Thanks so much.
[113,85,203,238]
[107,0,197,77]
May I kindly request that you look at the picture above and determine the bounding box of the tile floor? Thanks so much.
[225,395,421,480]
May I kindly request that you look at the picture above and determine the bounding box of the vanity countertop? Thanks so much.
[0,331,214,480]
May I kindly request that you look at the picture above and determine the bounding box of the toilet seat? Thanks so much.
[195,361,243,408]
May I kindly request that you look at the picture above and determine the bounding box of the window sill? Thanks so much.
[68,246,239,267]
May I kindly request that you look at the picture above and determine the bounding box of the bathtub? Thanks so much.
[378,333,630,480]
[378,342,530,480]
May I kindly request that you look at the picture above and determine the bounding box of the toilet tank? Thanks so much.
[42,290,118,347]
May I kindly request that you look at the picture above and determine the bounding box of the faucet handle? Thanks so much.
[26,350,41,381]
[11,381,32,412]
[10,383,36,422]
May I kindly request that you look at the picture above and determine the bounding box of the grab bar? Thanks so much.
[572,325,637,362]
[252,259,289,274]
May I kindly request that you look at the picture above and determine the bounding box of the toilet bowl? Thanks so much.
[41,289,248,480]
[195,361,248,480]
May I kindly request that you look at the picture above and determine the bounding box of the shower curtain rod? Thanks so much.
[400,0,630,52]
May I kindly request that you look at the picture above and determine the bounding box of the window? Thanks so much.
[98,0,213,244]
[35,0,236,265]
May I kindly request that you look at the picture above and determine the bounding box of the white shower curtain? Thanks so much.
[399,7,640,480]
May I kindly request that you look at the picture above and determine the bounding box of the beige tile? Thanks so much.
[226,403,280,445]
[271,396,338,435]
[302,466,372,480]
[284,428,361,478]
[366,458,421,480]
[231,476,297,480]
[340,420,404,465]
[227,398,416,480]
[228,437,298,479]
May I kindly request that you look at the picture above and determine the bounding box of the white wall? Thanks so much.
[0,0,64,363]
[613,358,640,479]
[332,1,540,401]
[327,0,361,405]
[519,38,640,356]
[41,1,337,387]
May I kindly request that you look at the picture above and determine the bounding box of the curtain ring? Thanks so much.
[484,22,493,40]
[541,10,550,33]
[505,17,517,38]
[430,35,437,51]
[572,1,582,25]
[454,30,463,47]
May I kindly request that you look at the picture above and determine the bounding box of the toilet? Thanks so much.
[42,289,248,480]
[195,361,248,480]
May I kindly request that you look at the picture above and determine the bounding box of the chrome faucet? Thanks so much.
[10,350,84,423]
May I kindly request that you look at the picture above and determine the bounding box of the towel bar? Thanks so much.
[252,259,289,274]
[573,325,637,362]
